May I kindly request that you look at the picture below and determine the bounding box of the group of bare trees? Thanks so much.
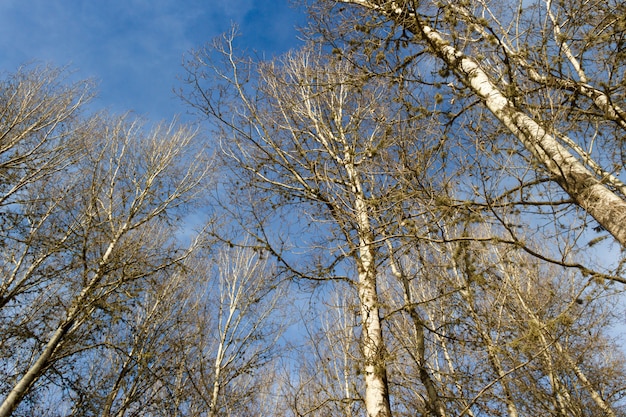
[182,0,626,415]
[0,65,287,416]
[2,0,626,416]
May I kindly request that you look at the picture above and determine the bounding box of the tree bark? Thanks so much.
[339,0,626,246]
[0,320,71,417]
[357,247,392,416]
[353,185,392,417]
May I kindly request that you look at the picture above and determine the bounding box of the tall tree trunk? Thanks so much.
[356,211,392,416]
[0,318,73,417]
[357,239,391,417]
[339,0,626,246]
[348,160,391,417]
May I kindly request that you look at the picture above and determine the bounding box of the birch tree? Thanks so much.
[183,35,453,416]
[182,18,626,414]
[311,0,626,247]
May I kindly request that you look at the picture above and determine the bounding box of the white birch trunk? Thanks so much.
[0,320,72,417]
[356,228,391,417]
[340,0,626,246]
[425,29,626,245]
[345,160,391,417]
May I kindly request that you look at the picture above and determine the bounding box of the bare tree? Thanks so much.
[181,10,626,413]
[0,64,92,311]
[310,0,626,246]
[183,35,453,416]
[379,225,626,416]
[60,237,288,417]
[0,64,92,207]
[181,243,288,417]
[0,108,211,416]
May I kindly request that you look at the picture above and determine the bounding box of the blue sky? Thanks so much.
[0,0,307,120]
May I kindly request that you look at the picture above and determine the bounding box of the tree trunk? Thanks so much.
[0,319,72,417]
[352,177,392,417]
[357,238,392,417]
[0,233,124,417]
[339,0,626,246]
[387,243,447,417]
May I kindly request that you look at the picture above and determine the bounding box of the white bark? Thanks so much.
[260,53,394,412]
[431,33,626,245]
[339,0,626,246]
[347,163,391,417]
[0,321,69,417]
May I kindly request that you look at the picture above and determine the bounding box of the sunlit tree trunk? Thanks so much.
[336,0,626,246]
[352,184,391,417]
[182,36,405,417]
